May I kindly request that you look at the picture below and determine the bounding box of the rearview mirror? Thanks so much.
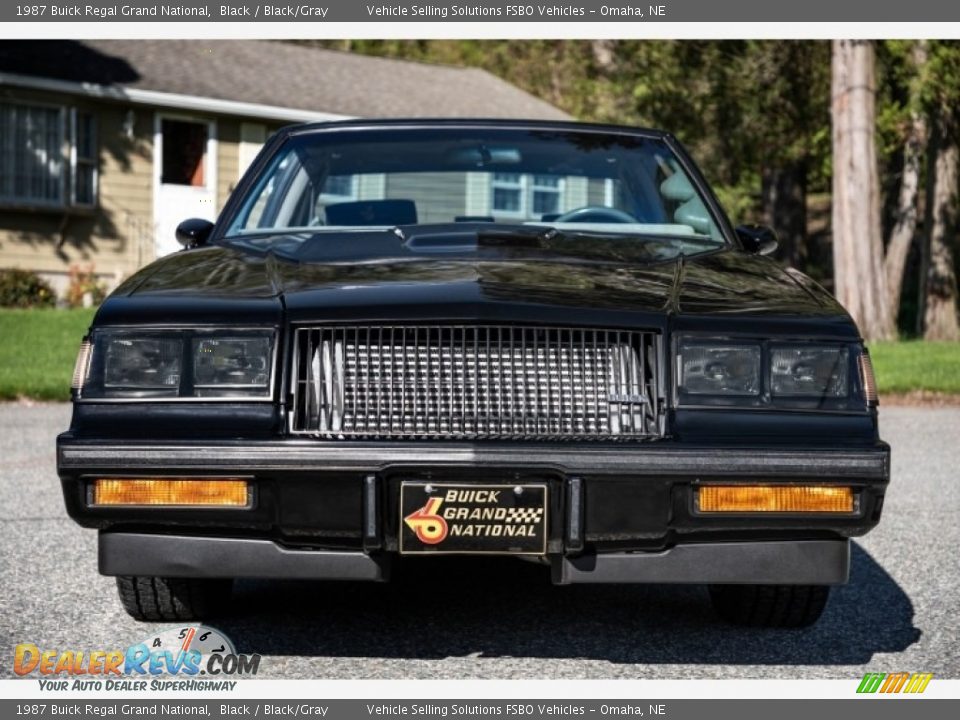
[735,225,779,256]
[175,218,215,249]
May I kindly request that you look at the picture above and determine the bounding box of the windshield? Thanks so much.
[223,127,727,259]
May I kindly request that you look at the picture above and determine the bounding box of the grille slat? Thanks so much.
[290,325,662,441]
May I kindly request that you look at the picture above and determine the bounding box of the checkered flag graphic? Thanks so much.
[506,507,544,523]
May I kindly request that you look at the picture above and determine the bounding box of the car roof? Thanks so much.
[280,117,671,141]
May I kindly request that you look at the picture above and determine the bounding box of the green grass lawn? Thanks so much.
[868,341,960,395]
[0,308,96,401]
[0,308,957,400]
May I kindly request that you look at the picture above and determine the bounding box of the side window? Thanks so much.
[71,110,97,207]
[530,175,562,215]
[0,102,65,207]
[0,103,98,209]
[491,173,523,214]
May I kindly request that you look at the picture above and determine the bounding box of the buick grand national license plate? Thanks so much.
[400,482,548,554]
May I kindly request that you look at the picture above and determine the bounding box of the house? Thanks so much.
[0,40,568,296]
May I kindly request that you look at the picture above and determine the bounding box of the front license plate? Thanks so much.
[399,482,548,555]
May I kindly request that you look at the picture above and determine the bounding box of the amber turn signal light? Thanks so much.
[92,479,249,507]
[698,485,854,513]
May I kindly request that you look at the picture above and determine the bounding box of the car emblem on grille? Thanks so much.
[608,392,648,404]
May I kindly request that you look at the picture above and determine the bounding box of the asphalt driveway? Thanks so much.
[1,403,957,679]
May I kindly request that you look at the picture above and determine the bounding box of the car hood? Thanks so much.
[98,243,855,337]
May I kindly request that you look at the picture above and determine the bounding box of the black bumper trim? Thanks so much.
[60,441,889,478]
[552,539,850,585]
[99,533,390,581]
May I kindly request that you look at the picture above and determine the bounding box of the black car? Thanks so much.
[58,119,888,627]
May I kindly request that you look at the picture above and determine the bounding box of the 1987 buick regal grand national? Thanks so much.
[58,119,889,626]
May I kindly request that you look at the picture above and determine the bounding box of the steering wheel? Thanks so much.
[553,206,636,224]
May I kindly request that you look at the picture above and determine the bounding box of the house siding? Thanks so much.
[217,118,240,208]
[384,172,469,224]
[0,87,276,296]
[0,88,153,293]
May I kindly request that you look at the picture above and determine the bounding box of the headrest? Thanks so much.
[325,199,418,226]
[673,197,712,235]
[660,173,696,202]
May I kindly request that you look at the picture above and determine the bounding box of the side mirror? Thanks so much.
[735,224,779,256]
[175,218,215,249]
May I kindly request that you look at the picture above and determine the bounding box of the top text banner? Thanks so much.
[3,1,959,23]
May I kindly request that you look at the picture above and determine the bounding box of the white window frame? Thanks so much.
[70,108,98,208]
[530,174,564,217]
[154,112,217,193]
[489,173,565,219]
[0,100,67,209]
[490,172,525,217]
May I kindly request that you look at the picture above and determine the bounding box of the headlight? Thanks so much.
[193,336,271,397]
[678,341,761,396]
[77,329,274,400]
[771,345,848,398]
[104,334,183,397]
[676,336,859,409]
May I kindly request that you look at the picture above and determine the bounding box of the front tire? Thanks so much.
[708,584,830,628]
[116,576,232,621]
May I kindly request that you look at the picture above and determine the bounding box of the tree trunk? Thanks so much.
[919,118,960,340]
[831,40,894,341]
[590,40,617,71]
[762,161,807,269]
[884,41,927,328]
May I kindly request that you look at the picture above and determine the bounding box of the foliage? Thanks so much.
[305,41,831,226]
[919,41,960,124]
[0,268,56,308]
[65,264,107,308]
[0,308,96,401]
[299,39,957,331]
[0,310,954,401]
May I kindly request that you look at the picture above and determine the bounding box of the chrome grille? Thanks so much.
[290,325,663,440]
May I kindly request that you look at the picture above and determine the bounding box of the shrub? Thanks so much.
[65,264,107,308]
[0,268,56,308]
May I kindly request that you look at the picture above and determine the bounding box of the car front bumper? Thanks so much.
[98,532,850,585]
[58,436,888,585]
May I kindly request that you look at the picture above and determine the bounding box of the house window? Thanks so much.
[71,110,97,207]
[0,102,65,206]
[491,173,523,213]
[161,119,207,186]
[321,175,356,200]
[0,102,98,209]
[531,175,562,215]
[490,173,563,218]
